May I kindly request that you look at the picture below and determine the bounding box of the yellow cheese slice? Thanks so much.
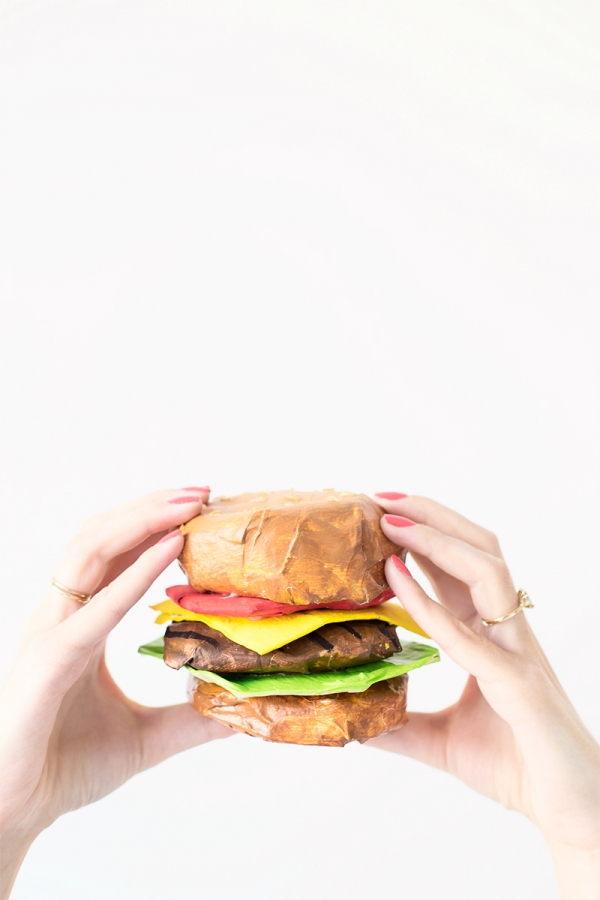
[151,598,430,655]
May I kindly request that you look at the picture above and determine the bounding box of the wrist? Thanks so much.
[0,825,38,900]
[547,841,600,900]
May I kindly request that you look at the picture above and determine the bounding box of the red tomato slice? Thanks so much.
[165,585,393,618]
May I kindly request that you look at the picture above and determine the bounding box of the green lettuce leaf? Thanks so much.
[138,637,439,698]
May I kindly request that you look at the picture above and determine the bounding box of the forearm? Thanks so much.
[550,844,600,900]
[0,828,35,900]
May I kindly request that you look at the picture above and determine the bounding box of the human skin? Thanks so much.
[1,491,599,899]
[370,493,600,900]
[0,488,232,899]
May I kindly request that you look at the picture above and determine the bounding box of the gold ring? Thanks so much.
[481,589,534,627]
[51,577,92,605]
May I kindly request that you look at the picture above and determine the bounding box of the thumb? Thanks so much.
[368,710,450,771]
[138,702,234,771]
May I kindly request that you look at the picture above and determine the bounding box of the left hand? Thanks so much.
[369,493,600,899]
[0,488,232,898]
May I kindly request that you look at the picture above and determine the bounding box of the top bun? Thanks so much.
[179,489,397,607]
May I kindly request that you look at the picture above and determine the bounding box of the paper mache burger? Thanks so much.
[139,490,439,747]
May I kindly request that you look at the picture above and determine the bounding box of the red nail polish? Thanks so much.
[182,486,210,492]
[375,492,408,500]
[168,495,202,505]
[384,514,415,527]
[158,529,182,544]
[391,554,412,577]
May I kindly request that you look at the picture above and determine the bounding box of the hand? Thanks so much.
[0,489,232,899]
[370,494,600,900]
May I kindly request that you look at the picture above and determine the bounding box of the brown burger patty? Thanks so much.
[164,619,401,674]
[188,673,409,746]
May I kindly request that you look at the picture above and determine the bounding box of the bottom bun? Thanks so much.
[187,675,408,747]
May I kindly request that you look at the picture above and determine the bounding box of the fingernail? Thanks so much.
[168,495,202,505]
[182,486,210,492]
[375,492,408,500]
[391,554,413,577]
[158,529,182,544]
[384,514,415,527]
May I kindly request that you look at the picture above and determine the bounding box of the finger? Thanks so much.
[138,703,234,771]
[40,489,205,627]
[381,517,528,641]
[55,529,185,657]
[378,576,562,743]
[375,493,503,558]
[96,532,171,590]
[384,557,508,681]
[368,710,450,771]
[374,493,502,623]
[55,489,205,591]
[80,486,210,533]
[408,551,477,623]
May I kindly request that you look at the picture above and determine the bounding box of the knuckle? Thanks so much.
[481,527,502,556]
[93,583,120,619]
[439,629,463,658]
[141,507,169,537]
[67,527,110,566]
[482,554,512,589]
[413,522,432,545]
[66,530,88,555]
[79,511,104,532]
[406,497,435,525]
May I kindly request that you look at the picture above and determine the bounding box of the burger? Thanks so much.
[139,489,438,747]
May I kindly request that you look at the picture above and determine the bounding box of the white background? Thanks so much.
[0,2,598,898]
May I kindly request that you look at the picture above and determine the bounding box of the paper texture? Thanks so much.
[138,639,439,696]
[151,598,429,654]
[164,584,393,617]
[163,618,401,673]
[179,490,400,606]
[188,674,409,746]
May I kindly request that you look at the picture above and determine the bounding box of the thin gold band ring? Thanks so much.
[481,589,534,627]
[51,577,92,605]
